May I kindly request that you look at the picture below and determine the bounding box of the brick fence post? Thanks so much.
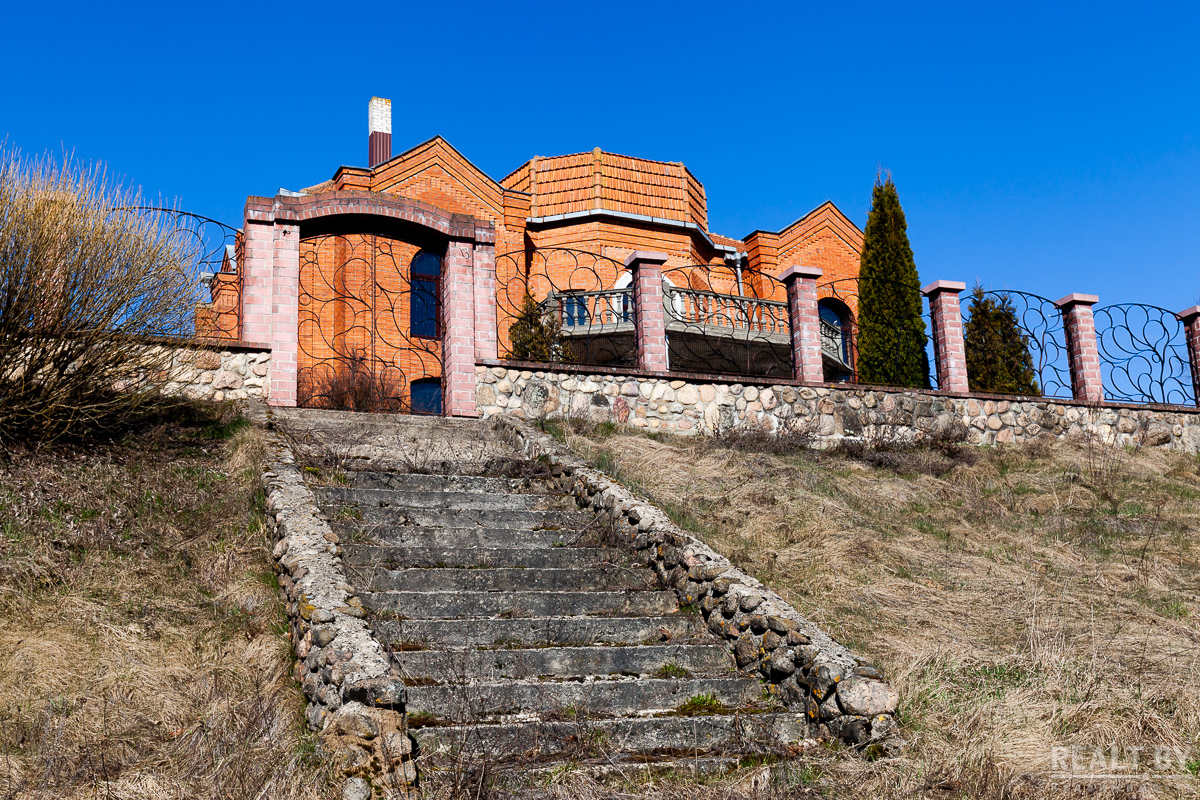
[268,217,300,407]
[441,240,478,417]
[624,251,670,372]
[472,230,498,363]
[1055,293,1103,404]
[240,205,275,349]
[780,265,824,382]
[1177,306,1200,406]
[921,280,969,394]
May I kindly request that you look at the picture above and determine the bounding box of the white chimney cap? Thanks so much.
[369,97,392,135]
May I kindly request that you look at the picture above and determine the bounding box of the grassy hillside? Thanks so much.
[547,420,1200,799]
[0,406,333,799]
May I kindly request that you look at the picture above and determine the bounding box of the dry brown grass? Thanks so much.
[552,424,1200,799]
[0,403,335,799]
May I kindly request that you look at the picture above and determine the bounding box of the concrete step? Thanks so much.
[340,472,557,494]
[331,524,594,549]
[332,506,596,531]
[363,590,678,620]
[340,544,628,569]
[406,677,765,719]
[315,486,568,511]
[353,566,657,593]
[412,712,810,759]
[495,755,745,786]
[393,643,734,682]
[372,615,703,649]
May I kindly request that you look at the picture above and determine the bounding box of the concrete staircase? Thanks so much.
[307,420,808,776]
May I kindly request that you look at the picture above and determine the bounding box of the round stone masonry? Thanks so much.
[476,365,1200,452]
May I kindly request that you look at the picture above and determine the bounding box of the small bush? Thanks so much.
[507,290,570,362]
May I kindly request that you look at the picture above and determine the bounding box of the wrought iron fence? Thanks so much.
[960,290,1073,399]
[496,248,637,368]
[817,277,935,388]
[121,207,242,339]
[297,233,443,414]
[660,264,792,378]
[1094,303,1195,405]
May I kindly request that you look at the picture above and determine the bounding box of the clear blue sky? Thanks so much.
[2,1,1197,311]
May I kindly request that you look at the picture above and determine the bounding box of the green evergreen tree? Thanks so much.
[507,291,571,363]
[855,175,930,387]
[963,286,1040,396]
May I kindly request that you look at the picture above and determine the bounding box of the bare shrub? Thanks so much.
[705,418,818,456]
[0,149,202,444]
[296,353,403,413]
[833,417,977,477]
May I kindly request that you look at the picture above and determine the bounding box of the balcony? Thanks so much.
[542,287,853,377]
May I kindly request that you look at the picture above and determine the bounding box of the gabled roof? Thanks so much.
[745,200,863,248]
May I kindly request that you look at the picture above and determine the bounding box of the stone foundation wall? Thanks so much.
[477,365,1200,452]
[164,346,271,402]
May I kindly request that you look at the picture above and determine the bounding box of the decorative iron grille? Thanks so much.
[297,233,443,413]
[660,263,792,378]
[961,290,1073,399]
[1095,303,1195,405]
[495,248,636,367]
[121,207,242,339]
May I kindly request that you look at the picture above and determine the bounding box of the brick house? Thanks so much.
[202,98,863,413]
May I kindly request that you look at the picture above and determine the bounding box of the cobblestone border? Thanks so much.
[260,426,415,799]
[494,416,905,757]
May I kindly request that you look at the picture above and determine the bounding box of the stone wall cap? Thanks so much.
[921,279,967,296]
[779,264,823,282]
[623,250,670,268]
[1177,305,1200,322]
[1054,292,1100,308]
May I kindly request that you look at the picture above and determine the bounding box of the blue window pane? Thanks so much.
[819,304,843,328]
[564,295,589,327]
[411,379,442,415]
[411,278,438,337]
[412,251,442,278]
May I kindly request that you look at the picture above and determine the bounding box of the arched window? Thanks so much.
[410,377,442,415]
[410,251,442,338]
[818,298,853,367]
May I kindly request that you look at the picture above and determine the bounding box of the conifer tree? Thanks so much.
[963,286,1040,395]
[507,291,570,363]
[855,175,930,387]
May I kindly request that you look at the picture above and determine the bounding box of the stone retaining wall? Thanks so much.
[477,365,1200,451]
[496,417,905,757]
[259,420,414,799]
[164,345,271,402]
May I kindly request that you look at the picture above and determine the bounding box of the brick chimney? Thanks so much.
[368,97,391,167]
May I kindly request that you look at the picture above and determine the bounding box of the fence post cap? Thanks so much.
[1177,305,1200,323]
[1053,292,1100,309]
[920,280,967,296]
[779,264,823,283]
[623,251,669,268]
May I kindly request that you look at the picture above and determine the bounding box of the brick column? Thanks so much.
[240,214,275,348]
[921,280,970,394]
[471,235,498,362]
[624,251,670,372]
[1054,293,1103,404]
[1177,306,1200,406]
[441,240,477,417]
[268,220,300,407]
[780,265,823,382]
